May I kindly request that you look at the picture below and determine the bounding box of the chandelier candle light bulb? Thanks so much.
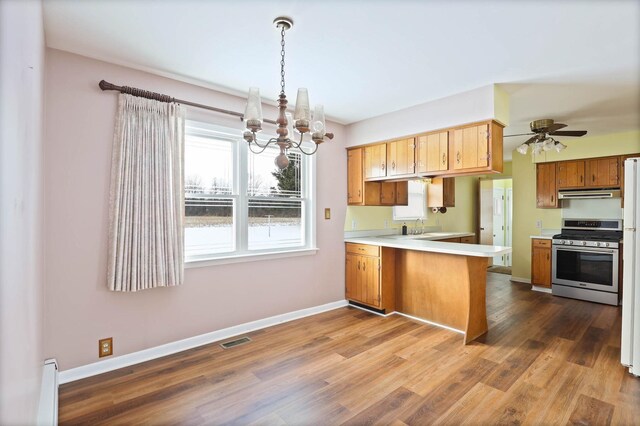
[242,16,334,170]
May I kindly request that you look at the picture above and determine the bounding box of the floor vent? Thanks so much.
[220,336,252,349]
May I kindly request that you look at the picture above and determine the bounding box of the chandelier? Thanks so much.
[243,17,333,170]
[516,136,566,156]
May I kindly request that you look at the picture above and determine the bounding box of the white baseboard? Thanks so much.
[532,285,553,294]
[37,359,58,426]
[510,276,531,284]
[59,299,348,384]
[394,311,464,334]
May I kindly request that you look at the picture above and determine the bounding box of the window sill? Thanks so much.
[185,247,319,269]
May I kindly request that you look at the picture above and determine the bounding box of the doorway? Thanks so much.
[479,178,513,268]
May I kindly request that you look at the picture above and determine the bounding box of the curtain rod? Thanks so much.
[98,80,278,125]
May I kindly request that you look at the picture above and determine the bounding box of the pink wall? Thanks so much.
[43,49,347,371]
[0,0,45,423]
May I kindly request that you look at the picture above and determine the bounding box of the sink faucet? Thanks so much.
[414,218,422,235]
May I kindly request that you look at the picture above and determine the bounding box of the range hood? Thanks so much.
[558,188,621,200]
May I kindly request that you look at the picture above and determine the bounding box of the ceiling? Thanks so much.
[43,0,640,156]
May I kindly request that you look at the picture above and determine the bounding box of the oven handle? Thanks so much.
[553,246,615,255]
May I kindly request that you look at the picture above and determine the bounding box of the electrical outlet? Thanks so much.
[324,208,331,220]
[536,220,543,229]
[351,219,357,230]
[384,219,389,229]
[99,337,113,358]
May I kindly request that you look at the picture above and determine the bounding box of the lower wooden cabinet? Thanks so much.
[531,238,552,288]
[460,236,475,244]
[345,243,395,312]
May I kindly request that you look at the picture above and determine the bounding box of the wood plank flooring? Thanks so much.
[59,273,640,425]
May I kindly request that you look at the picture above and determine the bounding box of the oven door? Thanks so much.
[552,245,619,293]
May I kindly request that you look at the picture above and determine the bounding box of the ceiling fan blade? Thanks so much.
[504,132,535,138]
[549,130,588,137]
[545,123,567,133]
[523,135,539,145]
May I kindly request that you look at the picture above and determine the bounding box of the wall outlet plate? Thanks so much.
[99,337,113,358]
[536,220,543,229]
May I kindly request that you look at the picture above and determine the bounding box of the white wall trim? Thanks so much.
[532,285,553,294]
[510,276,531,284]
[59,300,348,384]
[37,359,58,426]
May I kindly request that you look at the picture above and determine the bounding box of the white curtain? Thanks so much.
[107,94,185,292]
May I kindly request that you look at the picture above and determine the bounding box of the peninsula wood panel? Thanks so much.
[395,249,489,343]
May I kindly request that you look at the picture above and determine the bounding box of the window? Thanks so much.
[184,121,315,262]
[392,180,427,221]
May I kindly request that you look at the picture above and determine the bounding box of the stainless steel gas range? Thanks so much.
[552,219,622,306]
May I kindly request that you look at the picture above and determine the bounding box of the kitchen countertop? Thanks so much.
[344,233,511,258]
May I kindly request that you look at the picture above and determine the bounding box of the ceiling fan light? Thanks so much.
[554,141,567,152]
[516,143,529,155]
[542,139,554,151]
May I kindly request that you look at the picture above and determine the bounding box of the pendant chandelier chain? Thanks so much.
[280,26,286,96]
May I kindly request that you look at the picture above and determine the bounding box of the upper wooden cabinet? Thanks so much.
[427,177,455,208]
[586,157,619,187]
[536,163,558,208]
[417,132,448,174]
[557,160,585,189]
[364,144,387,179]
[347,147,408,206]
[347,148,364,204]
[387,138,415,177]
[451,121,503,175]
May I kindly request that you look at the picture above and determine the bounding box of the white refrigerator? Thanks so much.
[622,157,640,376]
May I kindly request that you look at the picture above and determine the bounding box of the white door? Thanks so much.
[505,187,513,267]
[492,188,505,265]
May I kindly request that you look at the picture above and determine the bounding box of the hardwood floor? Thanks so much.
[59,273,640,425]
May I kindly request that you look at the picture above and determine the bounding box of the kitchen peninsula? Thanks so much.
[344,234,511,344]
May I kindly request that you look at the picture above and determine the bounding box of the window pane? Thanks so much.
[248,198,303,250]
[393,180,426,220]
[184,134,235,257]
[185,197,235,256]
[185,135,233,195]
[247,148,303,249]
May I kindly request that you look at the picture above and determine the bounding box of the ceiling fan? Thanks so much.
[505,119,587,155]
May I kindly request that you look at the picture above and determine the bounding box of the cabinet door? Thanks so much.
[388,139,415,176]
[347,148,363,204]
[396,181,409,205]
[380,182,396,205]
[362,256,381,308]
[557,160,585,189]
[586,157,620,187]
[419,132,448,173]
[531,242,551,288]
[427,177,455,208]
[536,163,558,208]
[453,124,489,170]
[345,254,358,301]
[364,144,387,179]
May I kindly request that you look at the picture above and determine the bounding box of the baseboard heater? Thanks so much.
[37,358,58,426]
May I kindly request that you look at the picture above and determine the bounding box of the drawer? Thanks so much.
[460,236,475,244]
[346,243,380,257]
[532,239,551,248]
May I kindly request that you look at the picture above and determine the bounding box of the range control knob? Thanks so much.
[597,242,603,247]
[568,241,574,245]
[582,241,587,246]
[605,242,610,247]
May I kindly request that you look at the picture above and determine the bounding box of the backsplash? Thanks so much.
[561,198,623,219]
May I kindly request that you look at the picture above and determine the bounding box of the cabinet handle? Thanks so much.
[358,189,361,197]
[363,262,366,271]
[456,152,461,164]
[547,253,550,260]
[442,153,446,165]
[381,163,386,170]
[551,195,554,203]
[592,174,595,183]
[580,175,583,183]
[357,260,361,270]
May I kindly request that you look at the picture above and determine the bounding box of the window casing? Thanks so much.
[392,180,427,221]
[184,121,316,263]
